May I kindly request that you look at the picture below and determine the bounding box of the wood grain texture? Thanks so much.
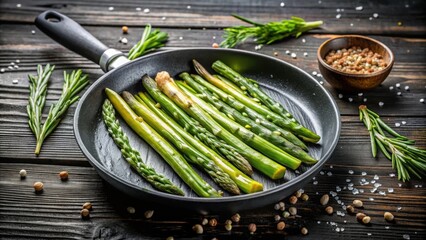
[0,163,425,239]
[0,0,425,36]
[0,0,425,239]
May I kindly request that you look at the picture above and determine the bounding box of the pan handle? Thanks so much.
[35,10,127,72]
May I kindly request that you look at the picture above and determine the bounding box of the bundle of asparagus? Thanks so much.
[102,60,320,197]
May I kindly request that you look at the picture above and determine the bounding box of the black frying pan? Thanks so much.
[35,10,341,213]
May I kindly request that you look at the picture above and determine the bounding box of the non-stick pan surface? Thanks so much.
[36,11,340,213]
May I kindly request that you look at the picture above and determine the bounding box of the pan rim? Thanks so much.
[74,47,341,204]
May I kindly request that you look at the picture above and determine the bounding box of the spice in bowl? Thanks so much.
[324,46,387,74]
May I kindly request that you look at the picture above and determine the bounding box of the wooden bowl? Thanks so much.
[317,35,394,92]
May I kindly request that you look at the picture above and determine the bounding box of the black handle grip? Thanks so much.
[35,10,108,64]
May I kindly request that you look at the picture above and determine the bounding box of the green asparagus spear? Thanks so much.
[154,71,287,179]
[102,99,184,196]
[123,91,238,195]
[137,91,263,194]
[181,73,317,164]
[105,88,221,197]
[142,75,253,176]
[177,80,302,170]
[192,73,307,150]
[193,60,320,143]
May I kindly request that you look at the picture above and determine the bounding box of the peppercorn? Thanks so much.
[231,213,240,223]
[144,210,154,219]
[19,169,27,178]
[320,194,329,206]
[277,221,285,230]
[127,206,135,214]
[209,218,218,227]
[301,227,308,235]
[192,224,203,234]
[295,190,303,198]
[289,195,298,204]
[82,202,92,211]
[166,237,174,240]
[301,193,309,201]
[81,208,90,219]
[33,181,43,192]
[289,207,297,216]
[278,201,285,211]
[59,171,69,181]
[201,218,208,225]
[248,223,257,234]
[356,212,366,222]
[122,26,128,34]
[353,199,363,208]
[274,214,281,221]
[384,212,394,222]
[224,223,232,231]
[325,206,333,215]
[212,43,219,48]
[225,219,232,225]
[346,205,355,214]
[362,216,371,224]
[282,211,290,218]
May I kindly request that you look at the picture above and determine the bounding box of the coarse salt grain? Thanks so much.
[0,68,5,73]
[379,101,384,107]
[403,234,410,239]
[395,122,401,127]
[327,171,332,176]
[404,86,410,91]
[420,98,425,103]
[388,188,394,193]
[350,23,354,27]
[346,179,351,182]
[362,172,367,176]
[313,181,318,185]
[312,71,318,76]
[317,73,322,77]
[389,86,394,90]
[136,7,141,11]
[385,226,390,229]
[358,93,363,97]
[401,121,407,125]
[338,94,343,99]
[291,53,297,59]
[17,3,22,7]
[355,6,363,11]
[144,8,150,13]
[8,66,13,70]
[302,38,306,43]
[108,6,114,11]
[320,171,324,175]
[285,50,291,55]
[396,83,401,88]
[389,173,396,177]
[120,38,128,44]
[336,14,342,19]
[363,98,368,102]
[397,206,402,211]
[397,92,402,96]
[304,52,308,57]
[162,17,167,21]
[348,170,354,174]
[373,13,379,18]
[374,175,379,180]
[12,79,19,84]
[369,197,374,201]
[280,2,285,7]
[179,36,183,40]
[187,5,191,9]
[348,97,353,102]
[369,17,373,20]
[31,30,36,35]
[320,81,324,85]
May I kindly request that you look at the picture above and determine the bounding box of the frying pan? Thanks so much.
[35,10,341,213]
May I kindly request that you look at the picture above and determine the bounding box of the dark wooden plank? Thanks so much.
[0,163,424,239]
[0,0,425,36]
[1,25,425,117]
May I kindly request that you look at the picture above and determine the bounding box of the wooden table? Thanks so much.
[1,1,425,239]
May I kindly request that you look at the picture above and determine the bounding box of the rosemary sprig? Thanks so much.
[359,105,426,182]
[127,24,168,60]
[220,14,323,48]
[28,65,89,155]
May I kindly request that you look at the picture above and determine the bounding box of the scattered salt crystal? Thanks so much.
[179,36,183,40]
[371,180,376,184]
[403,234,410,239]
[395,122,401,127]
[255,45,262,50]
[359,189,364,193]
[420,98,424,103]
[355,6,363,11]
[320,171,324,175]
[336,14,342,19]
[370,188,377,193]
[369,17,373,20]
[327,171,332,176]
[317,220,321,224]
[358,93,363,97]
[401,121,406,125]
[367,233,372,236]
[397,206,402,211]
[136,7,141,11]
[302,38,306,43]
[330,191,337,197]
[186,5,191,9]
[341,227,345,232]
[343,220,347,224]
[31,30,36,35]
[397,91,402,96]
[8,66,13,70]
[348,170,354,174]
[379,190,386,195]
[280,2,285,7]
[318,0,322,4]
[385,226,390,229]
[285,50,291,55]
[379,101,384,107]
[304,52,308,57]
[319,81,324,85]
[312,71,318,75]
[120,38,128,44]
[338,94,343,99]
[317,73,322,77]
[348,97,353,102]
[12,79,19,84]
[346,179,351,183]
[10,62,15,66]
[336,227,341,232]
[369,197,374,201]
[374,182,382,188]
[389,173,396,177]
[388,188,394,193]
[295,170,300,174]
[362,172,367,176]
[143,8,150,13]
[17,3,22,8]
[374,175,379,180]
[405,4,410,8]
[336,186,342,192]
[313,181,318,185]
[0,68,5,73]
[350,23,354,27]
[108,6,114,11]
[389,86,394,90]
[16,60,20,63]
[348,183,354,187]
[330,165,333,169]
[396,83,401,88]
[291,53,297,59]
[404,86,410,91]
[352,188,359,195]
[162,16,167,21]
[398,183,402,187]
[373,13,379,18]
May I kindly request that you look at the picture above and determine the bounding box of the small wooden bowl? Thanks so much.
[317,35,394,92]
